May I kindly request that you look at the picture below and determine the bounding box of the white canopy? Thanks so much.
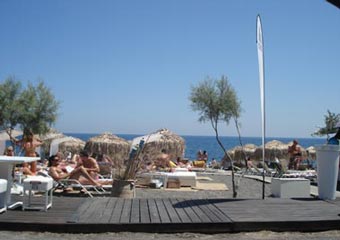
[49,136,75,156]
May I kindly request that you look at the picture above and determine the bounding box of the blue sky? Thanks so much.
[0,1,339,138]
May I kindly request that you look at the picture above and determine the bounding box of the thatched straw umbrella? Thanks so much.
[84,132,130,167]
[57,137,86,156]
[39,129,68,157]
[228,144,258,163]
[253,140,288,161]
[306,146,316,160]
[131,128,185,163]
[253,140,307,162]
[123,128,185,179]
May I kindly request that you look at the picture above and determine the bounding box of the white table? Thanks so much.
[0,155,40,209]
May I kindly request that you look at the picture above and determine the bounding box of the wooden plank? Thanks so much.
[170,198,191,223]
[98,198,118,223]
[186,199,212,222]
[109,198,124,223]
[192,199,224,222]
[120,199,132,223]
[130,199,140,223]
[147,199,161,223]
[3,196,340,234]
[69,198,94,223]
[155,199,171,223]
[162,199,181,223]
[205,199,232,222]
[79,198,109,223]
[176,199,201,223]
[140,198,151,223]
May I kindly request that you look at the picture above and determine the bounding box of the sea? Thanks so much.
[66,133,326,162]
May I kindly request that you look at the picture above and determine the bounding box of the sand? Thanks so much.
[135,171,272,199]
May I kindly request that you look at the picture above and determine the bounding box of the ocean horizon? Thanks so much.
[66,133,326,162]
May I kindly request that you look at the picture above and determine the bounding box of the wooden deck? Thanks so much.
[0,195,340,233]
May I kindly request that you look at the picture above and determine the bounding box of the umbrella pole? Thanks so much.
[262,146,265,199]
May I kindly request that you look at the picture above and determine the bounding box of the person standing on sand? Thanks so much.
[11,129,42,175]
[288,139,302,170]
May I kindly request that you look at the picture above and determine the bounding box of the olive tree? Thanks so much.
[0,77,60,140]
[312,110,340,140]
[0,77,23,136]
[189,75,241,198]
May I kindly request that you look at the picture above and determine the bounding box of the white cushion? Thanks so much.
[24,176,53,191]
[0,179,7,192]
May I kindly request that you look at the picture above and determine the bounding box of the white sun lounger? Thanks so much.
[137,171,197,188]
[165,171,197,187]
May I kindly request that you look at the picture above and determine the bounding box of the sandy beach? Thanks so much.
[135,171,272,199]
[1,230,340,240]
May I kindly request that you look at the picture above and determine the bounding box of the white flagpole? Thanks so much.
[256,15,266,199]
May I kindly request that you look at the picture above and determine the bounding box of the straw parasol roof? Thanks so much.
[84,132,130,167]
[253,140,308,161]
[228,144,257,163]
[227,140,312,163]
[306,146,316,160]
[121,128,185,179]
[55,137,85,156]
[131,128,185,163]
[39,129,85,157]
[253,140,289,161]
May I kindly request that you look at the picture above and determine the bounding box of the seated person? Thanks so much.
[153,149,176,171]
[48,154,102,187]
[96,153,113,176]
[201,150,208,162]
[4,146,14,156]
[73,150,100,180]
[5,146,35,176]
[209,158,218,168]
[174,157,192,170]
[167,159,177,169]
[76,150,113,185]
[193,150,207,168]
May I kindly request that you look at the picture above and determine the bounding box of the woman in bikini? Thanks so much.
[23,133,42,173]
[12,129,42,175]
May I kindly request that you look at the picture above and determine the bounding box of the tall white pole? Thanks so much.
[256,15,266,199]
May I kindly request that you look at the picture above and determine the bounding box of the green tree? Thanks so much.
[312,110,340,140]
[0,77,23,136]
[0,77,60,139]
[189,75,241,198]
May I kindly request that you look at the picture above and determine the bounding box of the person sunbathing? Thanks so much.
[95,153,113,176]
[48,154,102,187]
